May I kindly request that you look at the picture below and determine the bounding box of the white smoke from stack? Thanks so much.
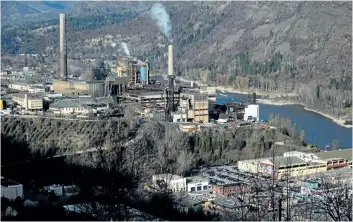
[121,42,130,57]
[150,3,171,40]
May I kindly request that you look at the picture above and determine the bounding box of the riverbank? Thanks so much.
[255,99,352,128]
[176,77,352,128]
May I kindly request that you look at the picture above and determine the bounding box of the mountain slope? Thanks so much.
[1,1,352,120]
[1,1,77,26]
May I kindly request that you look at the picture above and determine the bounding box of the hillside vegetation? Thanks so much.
[1,116,302,178]
[1,2,351,120]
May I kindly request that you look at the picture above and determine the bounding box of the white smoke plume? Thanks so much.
[150,3,171,40]
[121,42,130,57]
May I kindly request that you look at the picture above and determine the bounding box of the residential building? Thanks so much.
[1,177,24,200]
[12,94,43,111]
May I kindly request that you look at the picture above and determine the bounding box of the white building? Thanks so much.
[244,104,259,121]
[152,174,187,192]
[1,177,24,200]
[186,176,210,192]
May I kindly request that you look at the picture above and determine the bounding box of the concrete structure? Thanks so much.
[244,104,259,121]
[186,176,210,192]
[315,149,352,169]
[59,13,67,80]
[1,177,24,200]
[212,183,251,196]
[168,45,173,76]
[179,93,209,123]
[12,94,43,111]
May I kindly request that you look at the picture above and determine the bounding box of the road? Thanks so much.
[11,114,101,122]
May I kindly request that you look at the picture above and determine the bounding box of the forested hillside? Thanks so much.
[1,1,352,120]
[2,115,303,178]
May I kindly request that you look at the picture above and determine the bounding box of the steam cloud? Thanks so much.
[150,3,171,40]
[121,42,130,57]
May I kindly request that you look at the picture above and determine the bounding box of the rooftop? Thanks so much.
[1,177,21,187]
[273,156,306,168]
[315,149,352,162]
[186,176,209,183]
[12,93,42,100]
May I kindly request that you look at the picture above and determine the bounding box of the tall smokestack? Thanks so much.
[253,92,256,104]
[59,13,67,80]
[168,45,173,76]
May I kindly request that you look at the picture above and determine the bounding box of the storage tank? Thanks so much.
[140,66,148,83]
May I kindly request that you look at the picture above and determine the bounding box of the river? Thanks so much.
[216,92,352,149]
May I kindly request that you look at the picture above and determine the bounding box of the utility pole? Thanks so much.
[278,196,283,221]
[272,144,276,221]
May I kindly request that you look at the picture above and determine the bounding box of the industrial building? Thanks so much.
[52,79,106,97]
[212,183,251,196]
[151,174,210,193]
[1,177,24,200]
[186,176,210,192]
[177,93,209,123]
[314,148,352,169]
[49,96,111,115]
[12,93,43,111]
[237,151,328,180]
[243,104,259,121]
[8,82,30,91]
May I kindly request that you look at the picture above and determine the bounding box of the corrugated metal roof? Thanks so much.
[315,149,352,161]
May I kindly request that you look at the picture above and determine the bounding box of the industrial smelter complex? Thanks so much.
[2,13,259,124]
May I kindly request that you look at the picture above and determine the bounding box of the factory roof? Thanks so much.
[315,149,352,162]
[213,182,247,187]
[10,81,30,86]
[1,177,22,187]
[12,93,42,100]
[50,97,111,109]
[273,156,306,168]
[186,176,208,183]
[130,90,165,96]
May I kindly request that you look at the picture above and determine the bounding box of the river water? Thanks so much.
[216,92,352,149]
